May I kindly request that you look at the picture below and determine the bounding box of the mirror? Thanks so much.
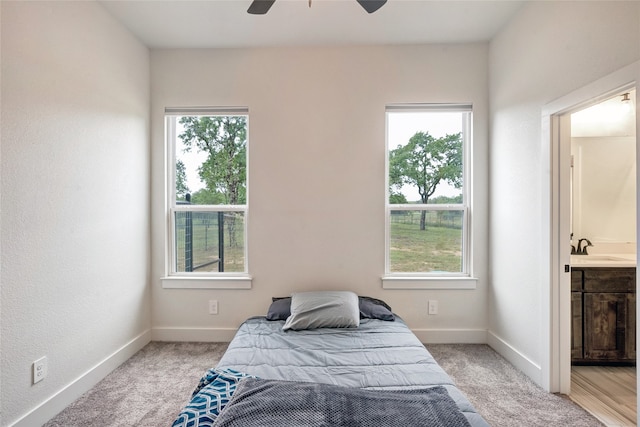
[571,89,636,243]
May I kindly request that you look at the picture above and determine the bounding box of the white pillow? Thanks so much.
[282,291,360,331]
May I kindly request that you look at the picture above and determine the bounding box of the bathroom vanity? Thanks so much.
[571,258,636,365]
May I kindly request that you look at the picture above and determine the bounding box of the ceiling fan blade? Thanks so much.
[356,0,387,13]
[248,0,276,15]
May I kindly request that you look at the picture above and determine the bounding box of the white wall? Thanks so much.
[572,136,636,244]
[150,44,490,342]
[1,2,151,425]
[489,1,640,386]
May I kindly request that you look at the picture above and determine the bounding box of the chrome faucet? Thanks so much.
[571,233,576,254]
[576,238,593,255]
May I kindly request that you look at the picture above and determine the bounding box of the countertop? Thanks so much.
[571,253,637,268]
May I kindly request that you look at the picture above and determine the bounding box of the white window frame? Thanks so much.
[162,107,251,289]
[383,104,475,289]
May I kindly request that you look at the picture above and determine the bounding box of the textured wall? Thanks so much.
[1,2,151,425]
[150,44,490,340]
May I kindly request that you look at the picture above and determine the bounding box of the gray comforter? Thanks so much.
[216,316,489,427]
[213,378,471,427]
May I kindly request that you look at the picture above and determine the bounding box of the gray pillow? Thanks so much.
[359,297,394,321]
[266,297,291,320]
[266,296,394,321]
[282,291,360,331]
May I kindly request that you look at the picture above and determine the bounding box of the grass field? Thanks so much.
[175,211,463,273]
[389,211,463,272]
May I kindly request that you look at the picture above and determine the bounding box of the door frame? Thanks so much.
[542,62,638,395]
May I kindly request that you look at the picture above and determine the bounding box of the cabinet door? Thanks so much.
[571,270,583,291]
[584,292,632,361]
[571,291,583,359]
[625,293,636,360]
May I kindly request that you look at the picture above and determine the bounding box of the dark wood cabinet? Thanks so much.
[571,291,583,360]
[571,268,636,365]
[584,292,635,361]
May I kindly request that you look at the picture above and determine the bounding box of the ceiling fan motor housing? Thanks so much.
[247,0,387,15]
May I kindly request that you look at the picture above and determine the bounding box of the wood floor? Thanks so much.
[571,366,637,426]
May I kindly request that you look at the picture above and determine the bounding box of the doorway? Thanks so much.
[544,62,638,424]
[565,90,637,425]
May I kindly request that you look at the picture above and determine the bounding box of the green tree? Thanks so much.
[389,131,462,230]
[175,159,190,201]
[179,116,247,246]
[389,192,408,204]
[190,188,225,205]
[431,194,463,204]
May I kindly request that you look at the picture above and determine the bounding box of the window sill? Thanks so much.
[382,276,477,290]
[161,275,252,289]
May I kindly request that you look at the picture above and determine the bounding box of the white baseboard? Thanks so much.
[151,327,488,344]
[412,328,488,344]
[487,330,543,387]
[10,329,151,427]
[151,327,238,342]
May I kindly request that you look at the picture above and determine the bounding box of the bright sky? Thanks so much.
[176,111,466,200]
[177,132,208,194]
[387,111,464,202]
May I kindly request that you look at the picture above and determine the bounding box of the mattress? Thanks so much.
[209,315,489,426]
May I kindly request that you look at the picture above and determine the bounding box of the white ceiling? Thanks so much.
[572,89,637,138]
[98,0,526,49]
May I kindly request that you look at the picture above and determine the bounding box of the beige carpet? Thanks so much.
[44,342,604,426]
[44,342,229,427]
[428,344,604,427]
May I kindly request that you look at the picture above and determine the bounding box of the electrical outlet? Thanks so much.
[209,300,219,315]
[33,356,47,384]
[428,300,438,315]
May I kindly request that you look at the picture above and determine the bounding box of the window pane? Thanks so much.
[174,211,245,273]
[388,111,464,204]
[389,209,464,273]
[174,115,247,206]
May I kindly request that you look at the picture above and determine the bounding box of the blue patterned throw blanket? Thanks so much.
[172,368,256,427]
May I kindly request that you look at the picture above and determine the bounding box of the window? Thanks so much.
[165,107,249,282]
[385,104,471,279]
